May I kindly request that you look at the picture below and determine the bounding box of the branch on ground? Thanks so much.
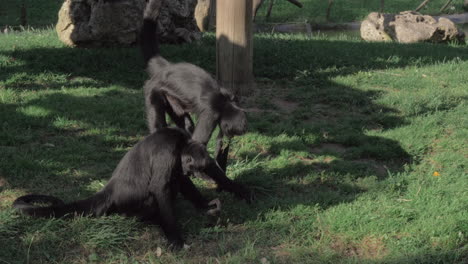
[439,0,453,13]
[415,0,430,12]
[286,0,303,8]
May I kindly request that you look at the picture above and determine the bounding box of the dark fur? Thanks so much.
[141,0,247,150]
[13,128,249,249]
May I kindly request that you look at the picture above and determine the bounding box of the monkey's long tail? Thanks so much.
[13,192,109,218]
[141,0,166,66]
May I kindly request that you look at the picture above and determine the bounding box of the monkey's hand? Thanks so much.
[206,198,221,216]
[238,186,255,204]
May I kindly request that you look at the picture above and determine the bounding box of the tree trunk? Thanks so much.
[326,0,333,22]
[216,0,254,96]
[194,0,214,32]
[253,0,265,18]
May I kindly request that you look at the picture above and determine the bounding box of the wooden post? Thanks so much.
[216,0,254,96]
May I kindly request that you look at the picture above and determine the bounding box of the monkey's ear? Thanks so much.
[220,87,237,102]
[184,156,192,164]
[181,155,195,174]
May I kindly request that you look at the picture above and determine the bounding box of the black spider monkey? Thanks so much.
[13,128,250,250]
[140,0,248,172]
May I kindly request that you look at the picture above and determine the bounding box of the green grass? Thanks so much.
[1,28,468,263]
[0,0,62,28]
[1,0,466,27]
[256,0,467,23]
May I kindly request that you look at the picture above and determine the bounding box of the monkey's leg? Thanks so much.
[146,90,168,133]
[165,107,192,133]
[153,186,184,250]
[183,114,195,134]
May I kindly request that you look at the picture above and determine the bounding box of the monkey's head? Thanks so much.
[181,141,212,174]
[220,102,247,138]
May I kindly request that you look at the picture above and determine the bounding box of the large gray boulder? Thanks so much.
[360,11,465,44]
[157,0,200,43]
[56,0,199,47]
[56,0,146,47]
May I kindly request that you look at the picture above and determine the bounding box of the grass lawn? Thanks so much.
[1,0,467,27]
[256,0,467,23]
[1,27,467,263]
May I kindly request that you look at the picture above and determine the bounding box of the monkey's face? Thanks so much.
[220,103,247,137]
[181,141,212,174]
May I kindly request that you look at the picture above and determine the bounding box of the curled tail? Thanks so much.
[13,192,109,218]
[141,0,169,72]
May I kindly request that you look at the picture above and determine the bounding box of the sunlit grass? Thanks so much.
[0,28,467,263]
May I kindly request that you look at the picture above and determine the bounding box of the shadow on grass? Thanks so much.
[0,89,147,194]
[1,35,467,262]
[2,34,467,89]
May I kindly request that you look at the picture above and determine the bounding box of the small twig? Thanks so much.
[20,0,27,26]
[0,258,12,264]
[285,0,303,8]
[380,0,385,13]
[375,71,403,76]
[397,198,412,202]
[266,0,274,20]
[439,0,453,13]
[26,234,36,264]
[415,0,430,12]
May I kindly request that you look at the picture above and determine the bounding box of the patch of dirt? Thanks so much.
[272,98,298,113]
[307,144,391,177]
[183,226,248,260]
[357,236,388,259]
[271,244,292,258]
[352,159,388,178]
[305,104,343,124]
[310,143,348,155]
[331,235,388,260]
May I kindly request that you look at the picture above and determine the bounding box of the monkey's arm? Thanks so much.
[191,110,219,145]
[179,174,221,215]
[214,129,230,172]
[203,162,254,203]
[179,173,210,209]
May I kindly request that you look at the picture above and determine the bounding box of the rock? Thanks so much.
[56,0,200,47]
[360,12,394,42]
[157,0,200,43]
[56,0,146,47]
[360,11,465,44]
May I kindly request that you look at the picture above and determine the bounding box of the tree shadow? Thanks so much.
[0,46,146,90]
[1,34,467,262]
[0,84,158,197]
